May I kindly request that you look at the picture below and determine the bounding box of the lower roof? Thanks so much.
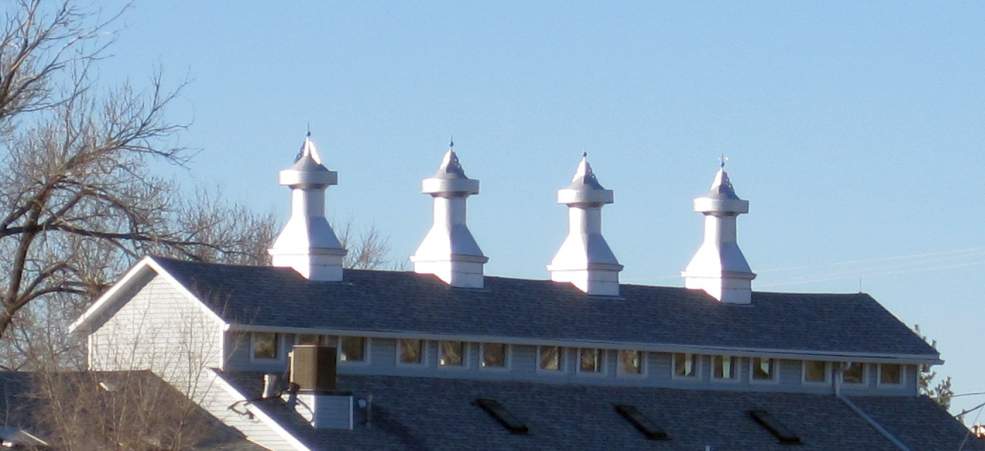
[219,371,981,451]
[150,257,937,359]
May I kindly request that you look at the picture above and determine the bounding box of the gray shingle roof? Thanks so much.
[219,371,983,451]
[152,257,937,357]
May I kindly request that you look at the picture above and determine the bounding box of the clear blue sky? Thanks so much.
[96,1,983,418]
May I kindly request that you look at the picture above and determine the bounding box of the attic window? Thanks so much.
[439,341,466,367]
[842,362,865,384]
[614,404,668,440]
[803,361,829,383]
[618,350,644,375]
[398,339,425,365]
[473,399,528,434]
[712,355,737,380]
[749,410,801,444]
[672,353,697,378]
[751,358,776,382]
[879,364,902,386]
[578,348,603,373]
[538,346,563,372]
[481,343,508,369]
[252,332,279,360]
[339,336,366,362]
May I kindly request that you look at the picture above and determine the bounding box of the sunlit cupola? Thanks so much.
[268,133,347,281]
[682,157,755,303]
[547,153,623,296]
[410,141,488,288]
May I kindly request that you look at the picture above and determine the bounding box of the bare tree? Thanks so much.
[0,1,277,370]
[335,218,394,270]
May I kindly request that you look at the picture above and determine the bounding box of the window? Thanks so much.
[339,336,366,362]
[578,348,603,374]
[672,353,697,378]
[481,343,508,369]
[751,357,776,382]
[803,361,829,383]
[712,355,737,380]
[252,332,278,360]
[618,350,644,375]
[879,364,902,386]
[398,338,425,365]
[538,346,562,371]
[439,341,466,367]
[842,362,865,384]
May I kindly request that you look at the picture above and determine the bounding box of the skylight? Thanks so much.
[614,404,668,440]
[749,410,801,444]
[474,399,528,434]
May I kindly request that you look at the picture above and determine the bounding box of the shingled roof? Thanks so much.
[149,257,936,359]
[218,371,983,451]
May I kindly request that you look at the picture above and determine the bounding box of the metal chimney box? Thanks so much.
[290,345,337,392]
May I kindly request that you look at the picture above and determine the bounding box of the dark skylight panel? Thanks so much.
[474,399,528,434]
[749,410,801,444]
[614,404,669,440]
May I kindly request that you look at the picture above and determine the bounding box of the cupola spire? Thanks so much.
[410,142,487,288]
[682,159,755,303]
[547,154,622,296]
[269,133,346,281]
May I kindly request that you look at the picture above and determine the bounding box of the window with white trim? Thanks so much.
[672,353,697,378]
[339,336,367,362]
[618,350,644,375]
[712,355,737,380]
[751,357,776,382]
[803,361,829,383]
[480,343,508,369]
[439,341,466,367]
[252,332,279,360]
[879,364,902,386]
[538,346,563,372]
[398,338,425,365]
[578,348,603,374]
[842,362,865,384]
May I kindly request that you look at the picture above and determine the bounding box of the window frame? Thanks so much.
[395,338,428,367]
[616,350,647,377]
[749,357,779,384]
[479,343,511,371]
[536,346,565,374]
[801,360,831,385]
[576,348,606,376]
[338,336,371,365]
[877,363,905,388]
[437,340,469,369]
[249,332,282,363]
[711,355,740,383]
[840,361,867,386]
[671,352,700,380]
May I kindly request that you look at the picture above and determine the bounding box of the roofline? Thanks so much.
[69,256,230,334]
[226,324,943,366]
[208,368,311,450]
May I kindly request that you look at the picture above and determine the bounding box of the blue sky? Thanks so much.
[96,1,983,417]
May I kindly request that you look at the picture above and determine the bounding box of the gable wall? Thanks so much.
[88,274,225,392]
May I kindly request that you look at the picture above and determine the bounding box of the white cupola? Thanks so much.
[682,158,756,303]
[410,141,488,288]
[547,153,623,296]
[268,133,347,281]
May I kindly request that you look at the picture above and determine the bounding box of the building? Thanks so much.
[68,135,981,450]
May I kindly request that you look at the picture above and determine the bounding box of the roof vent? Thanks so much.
[748,409,801,444]
[473,398,528,434]
[290,345,337,392]
[286,345,354,430]
[411,142,488,288]
[682,160,756,304]
[614,404,669,440]
[269,133,347,282]
[547,154,623,296]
